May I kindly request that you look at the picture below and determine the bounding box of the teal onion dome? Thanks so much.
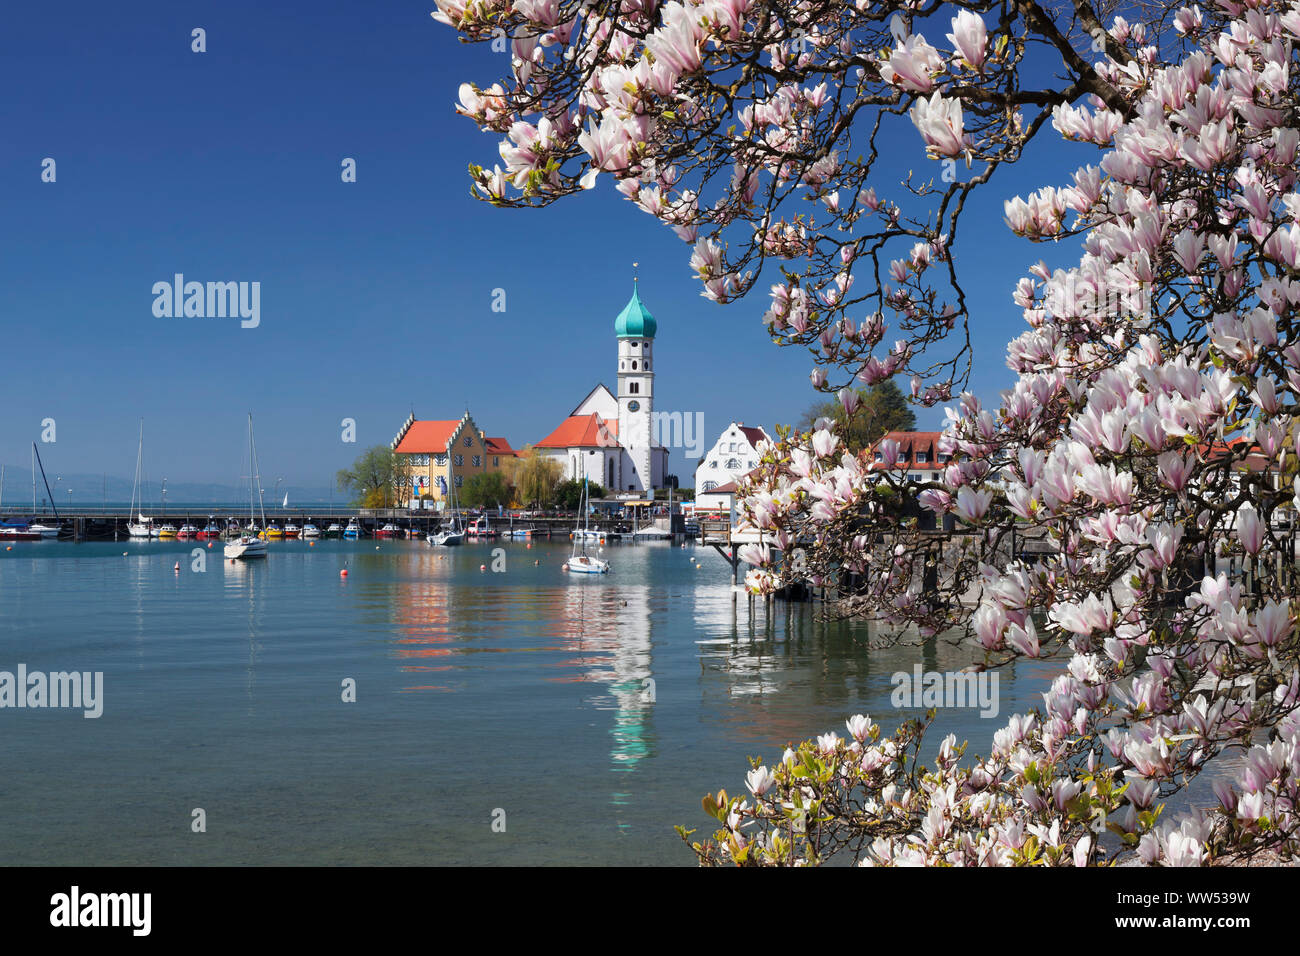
[615,284,657,338]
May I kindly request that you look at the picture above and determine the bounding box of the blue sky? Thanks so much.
[0,1,1092,495]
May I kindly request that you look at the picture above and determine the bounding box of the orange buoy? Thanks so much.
[5,546,11,551]
[207,541,213,548]
[340,569,349,578]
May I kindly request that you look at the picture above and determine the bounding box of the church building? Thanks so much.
[536,284,669,493]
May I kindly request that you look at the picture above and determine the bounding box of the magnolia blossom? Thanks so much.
[910,92,966,157]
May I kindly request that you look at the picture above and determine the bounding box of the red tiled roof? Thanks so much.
[485,437,516,457]
[738,425,769,448]
[536,414,620,449]
[868,431,948,471]
[395,421,460,454]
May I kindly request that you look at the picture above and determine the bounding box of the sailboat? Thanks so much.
[565,477,609,574]
[127,422,157,538]
[428,474,465,546]
[225,415,269,560]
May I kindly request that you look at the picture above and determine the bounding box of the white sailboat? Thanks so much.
[225,414,269,560]
[565,477,609,574]
[428,474,465,546]
[127,422,157,538]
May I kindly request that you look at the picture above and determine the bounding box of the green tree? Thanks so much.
[508,445,563,508]
[555,478,605,510]
[798,379,917,453]
[337,446,402,508]
[462,471,514,508]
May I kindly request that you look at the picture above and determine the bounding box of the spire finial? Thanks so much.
[633,261,639,284]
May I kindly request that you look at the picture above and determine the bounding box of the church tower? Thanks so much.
[615,283,656,492]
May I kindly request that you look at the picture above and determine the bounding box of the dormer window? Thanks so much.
[916,452,928,464]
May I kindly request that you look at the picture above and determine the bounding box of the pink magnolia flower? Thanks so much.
[880,35,942,92]
[947,11,988,71]
[1236,506,1264,555]
[910,92,966,157]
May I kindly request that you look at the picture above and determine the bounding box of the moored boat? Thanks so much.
[225,414,269,561]
[564,478,609,574]
[177,524,199,539]
[343,519,362,539]
[0,521,41,541]
[302,523,320,538]
[284,523,301,539]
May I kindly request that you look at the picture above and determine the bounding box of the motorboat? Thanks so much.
[302,523,321,538]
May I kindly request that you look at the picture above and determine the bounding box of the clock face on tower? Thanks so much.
[627,400,640,412]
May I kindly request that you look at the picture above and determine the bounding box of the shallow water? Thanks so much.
[0,537,1046,865]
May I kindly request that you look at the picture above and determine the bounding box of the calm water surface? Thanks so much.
[0,538,1047,865]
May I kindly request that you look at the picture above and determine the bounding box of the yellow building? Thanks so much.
[391,412,516,506]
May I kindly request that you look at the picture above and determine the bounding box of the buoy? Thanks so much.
[340,569,349,578]
[696,563,702,569]
[534,560,539,566]
[309,541,315,547]
[561,564,569,572]
[122,551,128,556]
[5,546,12,551]
[375,546,380,550]
[526,543,531,549]
[174,562,180,572]
[479,564,486,572]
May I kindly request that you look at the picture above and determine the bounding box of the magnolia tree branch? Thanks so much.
[435,0,1300,866]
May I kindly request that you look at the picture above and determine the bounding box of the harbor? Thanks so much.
[0,535,1043,866]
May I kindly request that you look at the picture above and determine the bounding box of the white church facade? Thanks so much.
[694,422,771,494]
[535,284,669,493]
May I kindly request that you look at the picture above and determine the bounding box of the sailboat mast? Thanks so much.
[249,414,266,529]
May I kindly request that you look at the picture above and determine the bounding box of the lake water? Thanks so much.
[0,537,1049,865]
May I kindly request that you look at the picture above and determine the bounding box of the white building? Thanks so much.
[535,284,669,493]
[694,422,770,495]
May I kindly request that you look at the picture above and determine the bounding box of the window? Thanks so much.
[434,454,447,466]
[632,361,638,370]
[464,436,473,447]
[455,475,463,488]
[910,473,921,481]
[631,341,639,348]
[702,481,717,492]
[608,460,614,486]
[725,458,740,470]
[493,457,499,467]
[472,455,481,467]
[455,454,463,467]
[410,454,429,467]
[630,382,640,394]
[916,452,928,464]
